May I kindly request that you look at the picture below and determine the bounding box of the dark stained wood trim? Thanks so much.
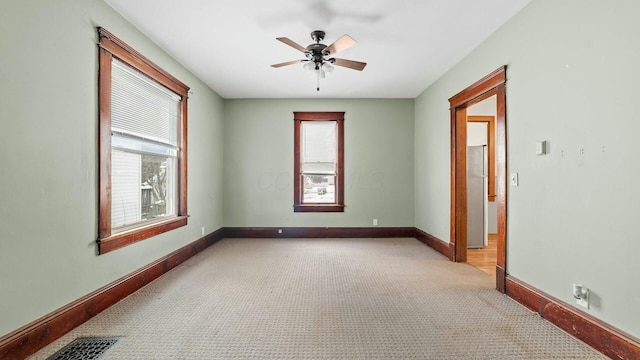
[414,228,454,260]
[98,47,112,240]
[178,95,188,217]
[0,229,224,360]
[336,116,345,208]
[506,276,640,360]
[449,104,457,261]
[292,112,345,213]
[98,216,188,254]
[293,204,345,212]
[97,27,189,96]
[293,117,302,209]
[293,111,345,121]
[449,66,507,292]
[449,66,507,107]
[224,227,415,239]
[495,83,507,290]
[453,107,468,262]
[97,27,190,253]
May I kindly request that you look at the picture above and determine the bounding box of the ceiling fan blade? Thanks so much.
[271,60,304,68]
[332,58,367,71]
[276,37,307,53]
[323,34,356,55]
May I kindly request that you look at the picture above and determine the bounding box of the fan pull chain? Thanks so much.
[316,70,320,91]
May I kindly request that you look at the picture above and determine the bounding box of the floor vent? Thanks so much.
[46,337,124,360]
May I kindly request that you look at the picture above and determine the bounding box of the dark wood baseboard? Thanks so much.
[506,276,640,360]
[414,228,454,260]
[224,227,415,239]
[0,228,224,360]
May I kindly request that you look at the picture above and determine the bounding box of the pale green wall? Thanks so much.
[224,99,414,227]
[0,0,224,337]
[415,0,640,337]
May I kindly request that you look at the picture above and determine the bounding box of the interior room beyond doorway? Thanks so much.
[466,95,497,276]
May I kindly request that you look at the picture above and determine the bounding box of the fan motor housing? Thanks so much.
[305,43,328,62]
[305,43,327,53]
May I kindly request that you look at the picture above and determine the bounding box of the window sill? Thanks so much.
[98,215,188,254]
[293,204,345,213]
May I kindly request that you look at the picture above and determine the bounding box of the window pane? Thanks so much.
[111,149,176,230]
[141,153,176,221]
[303,175,335,203]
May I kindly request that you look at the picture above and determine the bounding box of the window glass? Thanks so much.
[301,121,337,204]
[293,112,344,212]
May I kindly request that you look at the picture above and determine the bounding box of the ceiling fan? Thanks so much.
[271,30,367,91]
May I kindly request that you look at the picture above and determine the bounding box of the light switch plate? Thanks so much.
[510,173,519,186]
[536,141,548,155]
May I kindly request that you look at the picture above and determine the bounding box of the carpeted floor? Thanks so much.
[29,238,605,359]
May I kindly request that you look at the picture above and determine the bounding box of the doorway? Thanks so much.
[467,113,497,276]
[449,66,508,292]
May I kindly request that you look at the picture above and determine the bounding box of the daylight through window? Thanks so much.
[293,112,344,212]
[111,59,180,228]
[98,28,189,254]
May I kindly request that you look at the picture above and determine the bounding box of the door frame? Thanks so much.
[449,66,508,292]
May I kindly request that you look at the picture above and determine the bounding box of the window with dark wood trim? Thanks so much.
[293,112,345,213]
[97,27,189,254]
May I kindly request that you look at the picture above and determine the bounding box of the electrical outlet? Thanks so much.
[573,284,590,309]
[576,296,589,309]
[373,219,378,226]
[201,227,205,236]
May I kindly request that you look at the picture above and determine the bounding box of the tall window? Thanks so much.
[98,28,189,254]
[293,112,344,212]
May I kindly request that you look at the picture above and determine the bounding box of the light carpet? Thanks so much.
[29,238,605,359]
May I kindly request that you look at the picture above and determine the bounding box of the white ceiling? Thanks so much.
[103,0,531,99]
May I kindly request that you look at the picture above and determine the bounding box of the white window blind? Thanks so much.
[301,121,337,174]
[111,150,141,228]
[110,58,180,230]
[111,59,180,146]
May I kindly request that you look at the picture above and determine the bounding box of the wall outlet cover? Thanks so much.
[576,296,589,309]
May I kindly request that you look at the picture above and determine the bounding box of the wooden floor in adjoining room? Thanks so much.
[467,233,497,276]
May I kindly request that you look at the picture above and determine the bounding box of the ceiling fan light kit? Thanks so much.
[271,30,367,91]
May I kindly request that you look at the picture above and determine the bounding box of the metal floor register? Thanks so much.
[46,337,124,360]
